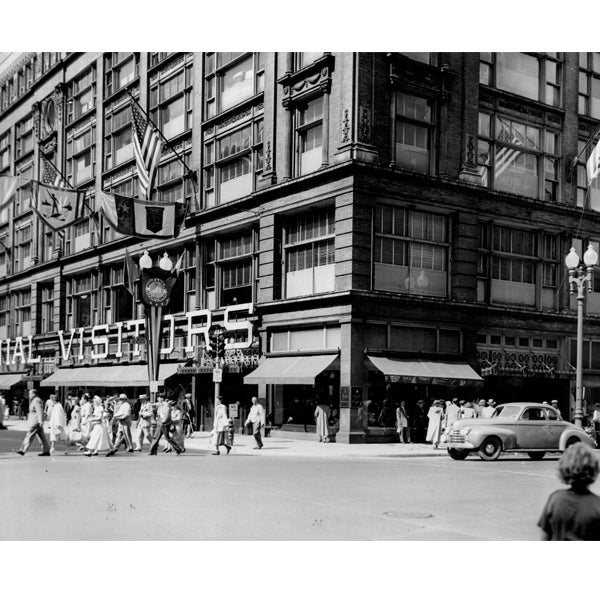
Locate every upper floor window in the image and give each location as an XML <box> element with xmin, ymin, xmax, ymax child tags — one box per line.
<box><xmin>149</xmin><ymin>52</ymin><xmax>176</xmax><ymax>68</ymax></box>
<box><xmin>295</xmin><ymin>52</ymin><xmax>323</xmax><ymax>69</ymax></box>
<box><xmin>104</xmin><ymin>53</ymin><xmax>139</xmax><ymax>98</ymax></box>
<box><xmin>67</xmin><ymin>67</ymin><xmax>96</xmax><ymax>124</ymax></box>
<box><xmin>0</xmin><ymin>131</ymin><xmax>9</xmax><ymax>172</ymax></box>
<box><xmin>478</xmin><ymin>113</ymin><xmax>560</xmax><ymax>201</ymax></box>
<box><xmin>167</xmin><ymin>246</ymin><xmax>197</xmax><ymax>313</ymax></box>
<box><xmin>295</xmin><ymin>97</ymin><xmax>323</xmax><ymax>176</ymax></box>
<box><xmin>156</xmin><ymin>152</ymin><xmax>193</xmax><ymax>204</ymax></box>
<box><xmin>578</xmin><ymin>53</ymin><xmax>600</xmax><ymax>118</ymax></box>
<box><xmin>14</xmin><ymin>222</ymin><xmax>32</xmax><ymax>272</ymax></box>
<box><xmin>577</xmin><ymin>138</ymin><xmax>600</xmax><ymax>211</ymax></box>
<box><xmin>0</xmin><ymin>295</ymin><xmax>8</xmax><ymax>338</ymax></box>
<box><xmin>217</xmin><ymin>230</ymin><xmax>254</xmax><ymax>307</ymax></box>
<box><xmin>480</xmin><ymin>52</ymin><xmax>561</xmax><ymax>107</ymax></box>
<box><xmin>39</xmin><ymin>284</ymin><xmax>55</xmax><ymax>334</ymax></box>
<box><xmin>66</xmin><ymin>272</ymin><xmax>98</xmax><ymax>329</ymax></box>
<box><xmin>373</xmin><ymin>204</ymin><xmax>448</xmax><ymax>298</ymax></box>
<box><xmin>284</xmin><ymin>207</ymin><xmax>335</xmax><ymax>298</ymax></box>
<box><xmin>204</xmin><ymin>53</ymin><xmax>264</xmax><ymax>117</ymax></box>
<box><xmin>102</xmin><ymin>265</ymin><xmax>133</xmax><ymax>324</ymax></box>
<box><xmin>66</xmin><ymin>125</ymin><xmax>95</xmax><ymax>186</ymax></box>
<box><xmin>203</xmin><ymin>118</ymin><xmax>263</xmax><ymax>207</ymax></box>
<box><xmin>13</xmin><ymin>287</ymin><xmax>31</xmax><ymax>337</ymax></box>
<box><xmin>0</xmin><ymin>230</ymin><xmax>8</xmax><ymax>277</ymax></box>
<box><xmin>104</xmin><ymin>102</ymin><xmax>133</xmax><ymax>170</ymax></box>
<box><xmin>14</xmin><ymin>163</ymin><xmax>33</xmax><ymax>215</ymax></box>
<box><xmin>393</xmin><ymin>92</ymin><xmax>435</xmax><ymax>174</ymax></box>
<box><xmin>400</xmin><ymin>52</ymin><xmax>437</xmax><ymax>66</ymax></box>
<box><xmin>149</xmin><ymin>57</ymin><xmax>193</xmax><ymax>139</ymax></box>
<box><xmin>15</xmin><ymin>114</ymin><xmax>34</xmax><ymax>160</ymax></box>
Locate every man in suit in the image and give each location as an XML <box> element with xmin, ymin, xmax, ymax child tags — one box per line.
<box><xmin>245</xmin><ymin>396</ymin><xmax>264</xmax><ymax>449</ymax></box>
<box><xmin>106</xmin><ymin>393</ymin><xmax>134</xmax><ymax>456</ymax></box>
<box><xmin>135</xmin><ymin>394</ymin><xmax>155</xmax><ymax>452</ymax></box>
<box><xmin>149</xmin><ymin>396</ymin><xmax>183</xmax><ymax>455</ymax></box>
<box><xmin>16</xmin><ymin>389</ymin><xmax>50</xmax><ymax>456</ymax></box>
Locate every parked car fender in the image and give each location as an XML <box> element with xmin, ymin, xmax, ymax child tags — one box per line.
<box><xmin>558</xmin><ymin>428</ymin><xmax>594</xmax><ymax>451</ymax></box>
<box><xmin>454</xmin><ymin>424</ymin><xmax>517</xmax><ymax>450</ymax></box>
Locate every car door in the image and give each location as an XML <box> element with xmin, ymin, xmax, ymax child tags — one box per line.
<box><xmin>515</xmin><ymin>407</ymin><xmax>552</xmax><ymax>449</ymax></box>
<box><xmin>544</xmin><ymin>407</ymin><xmax>565</xmax><ymax>448</ymax></box>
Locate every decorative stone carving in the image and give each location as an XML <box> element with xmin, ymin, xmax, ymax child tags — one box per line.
<box><xmin>31</xmin><ymin>101</ymin><xmax>41</xmax><ymax>143</ymax></box>
<box><xmin>53</xmin><ymin>82</ymin><xmax>66</xmax><ymax>123</ymax></box>
<box><xmin>278</xmin><ymin>53</ymin><xmax>335</xmax><ymax>109</ymax></box>
<box><xmin>341</xmin><ymin>108</ymin><xmax>350</xmax><ymax>144</ymax></box>
<box><xmin>359</xmin><ymin>107</ymin><xmax>371</xmax><ymax>143</ymax></box>
<box><xmin>465</xmin><ymin>135</ymin><xmax>476</xmax><ymax>168</ymax></box>
<box><xmin>265</xmin><ymin>141</ymin><xmax>272</xmax><ymax>171</ymax></box>
<box><xmin>216</xmin><ymin>108</ymin><xmax>252</xmax><ymax>131</ymax></box>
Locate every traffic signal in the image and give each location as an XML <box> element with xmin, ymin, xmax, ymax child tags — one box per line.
<box><xmin>207</xmin><ymin>330</ymin><xmax>217</xmax><ymax>360</ymax></box>
<box><xmin>216</xmin><ymin>332</ymin><xmax>225</xmax><ymax>359</ymax></box>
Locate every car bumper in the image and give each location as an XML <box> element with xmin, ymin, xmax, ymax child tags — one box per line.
<box><xmin>447</xmin><ymin>441</ymin><xmax>477</xmax><ymax>450</ymax></box>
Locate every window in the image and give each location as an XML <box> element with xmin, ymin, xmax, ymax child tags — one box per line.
<box><xmin>102</xmin><ymin>265</ymin><xmax>132</xmax><ymax>324</ymax></box>
<box><xmin>67</xmin><ymin>67</ymin><xmax>96</xmax><ymax>124</ymax></box>
<box><xmin>393</xmin><ymin>92</ymin><xmax>435</xmax><ymax>173</ymax></box>
<box><xmin>373</xmin><ymin>205</ymin><xmax>448</xmax><ymax>297</ymax></box>
<box><xmin>577</xmin><ymin>138</ymin><xmax>600</xmax><ymax>211</ymax></box>
<box><xmin>285</xmin><ymin>207</ymin><xmax>335</xmax><ymax>298</ymax></box>
<box><xmin>203</xmin><ymin>240</ymin><xmax>216</xmax><ymax>310</ymax></box>
<box><xmin>104</xmin><ymin>103</ymin><xmax>133</xmax><ymax>170</ymax></box>
<box><xmin>578</xmin><ymin>53</ymin><xmax>600</xmax><ymax>118</ymax></box>
<box><xmin>13</xmin><ymin>288</ymin><xmax>31</xmax><ymax>337</ymax></box>
<box><xmin>13</xmin><ymin>222</ymin><xmax>32</xmax><ymax>272</ymax></box>
<box><xmin>295</xmin><ymin>52</ymin><xmax>323</xmax><ymax>69</ymax></box>
<box><xmin>156</xmin><ymin>152</ymin><xmax>193</xmax><ymax>204</ymax></box>
<box><xmin>0</xmin><ymin>131</ymin><xmax>10</xmax><ymax>172</ymax></box>
<box><xmin>104</xmin><ymin>53</ymin><xmax>139</xmax><ymax>98</ymax></box>
<box><xmin>149</xmin><ymin>57</ymin><xmax>193</xmax><ymax>140</ymax></box>
<box><xmin>478</xmin><ymin>113</ymin><xmax>559</xmax><ymax>201</ymax></box>
<box><xmin>400</xmin><ymin>52</ymin><xmax>436</xmax><ymax>66</ymax></box>
<box><xmin>203</xmin><ymin>118</ymin><xmax>263</xmax><ymax>207</ymax></box>
<box><xmin>149</xmin><ymin>52</ymin><xmax>175</xmax><ymax>68</ymax></box>
<box><xmin>217</xmin><ymin>231</ymin><xmax>254</xmax><ymax>307</ymax></box>
<box><xmin>14</xmin><ymin>163</ymin><xmax>33</xmax><ymax>215</ymax></box>
<box><xmin>295</xmin><ymin>97</ymin><xmax>323</xmax><ymax>175</ymax></box>
<box><xmin>15</xmin><ymin>114</ymin><xmax>34</xmax><ymax>160</ymax></box>
<box><xmin>65</xmin><ymin>273</ymin><xmax>97</xmax><ymax>329</ymax></box>
<box><xmin>40</xmin><ymin>284</ymin><xmax>55</xmax><ymax>333</ymax></box>
<box><xmin>66</xmin><ymin>125</ymin><xmax>95</xmax><ymax>186</ymax></box>
<box><xmin>204</xmin><ymin>53</ymin><xmax>264</xmax><ymax>117</ymax></box>
<box><xmin>0</xmin><ymin>295</ymin><xmax>8</xmax><ymax>338</ymax></box>
<box><xmin>482</xmin><ymin>53</ymin><xmax>561</xmax><ymax>107</ymax></box>
<box><xmin>0</xmin><ymin>231</ymin><xmax>8</xmax><ymax>277</ymax></box>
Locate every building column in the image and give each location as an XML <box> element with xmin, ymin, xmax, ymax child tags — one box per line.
<box><xmin>320</xmin><ymin>81</ymin><xmax>330</xmax><ymax>168</ymax></box>
<box><xmin>336</xmin><ymin>320</ymin><xmax>367</xmax><ymax>444</ymax></box>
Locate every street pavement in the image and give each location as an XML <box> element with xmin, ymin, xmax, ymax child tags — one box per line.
<box><xmin>1</xmin><ymin>417</ymin><xmax>593</xmax><ymax>541</ymax></box>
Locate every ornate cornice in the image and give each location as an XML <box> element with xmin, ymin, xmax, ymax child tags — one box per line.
<box><xmin>278</xmin><ymin>53</ymin><xmax>335</xmax><ymax>109</ymax></box>
<box><xmin>0</xmin><ymin>52</ymin><xmax>35</xmax><ymax>88</ymax></box>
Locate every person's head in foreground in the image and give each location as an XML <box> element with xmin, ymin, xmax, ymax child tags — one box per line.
<box><xmin>558</xmin><ymin>443</ymin><xmax>599</xmax><ymax>493</ymax></box>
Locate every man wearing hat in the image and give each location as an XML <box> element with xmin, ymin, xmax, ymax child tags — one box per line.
<box><xmin>245</xmin><ymin>396</ymin><xmax>265</xmax><ymax>449</ymax></box>
<box><xmin>135</xmin><ymin>394</ymin><xmax>155</xmax><ymax>452</ymax></box>
<box><xmin>181</xmin><ymin>392</ymin><xmax>194</xmax><ymax>438</ymax></box>
<box><xmin>550</xmin><ymin>399</ymin><xmax>562</xmax><ymax>419</ymax></box>
<box><xmin>149</xmin><ymin>395</ymin><xmax>183</xmax><ymax>455</ymax></box>
<box><xmin>106</xmin><ymin>393</ymin><xmax>134</xmax><ymax>456</ymax></box>
<box><xmin>15</xmin><ymin>389</ymin><xmax>51</xmax><ymax>456</ymax></box>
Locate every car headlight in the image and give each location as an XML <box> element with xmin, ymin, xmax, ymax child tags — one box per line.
<box><xmin>461</xmin><ymin>428</ymin><xmax>471</xmax><ymax>435</ymax></box>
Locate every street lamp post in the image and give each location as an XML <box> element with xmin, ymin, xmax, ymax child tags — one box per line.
<box><xmin>566</xmin><ymin>244</ymin><xmax>599</xmax><ymax>428</ymax></box>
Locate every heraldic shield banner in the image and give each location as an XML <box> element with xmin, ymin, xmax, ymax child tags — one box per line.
<box><xmin>97</xmin><ymin>191</ymin><xmax>186</xmax><ymax>238</ymax></box>
<box><xmin>33</xmin><ymin>181</ymin><xmax>85</xmax><ymax>231</ymax></box>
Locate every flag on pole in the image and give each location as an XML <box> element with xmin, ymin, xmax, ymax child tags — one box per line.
<box><xmin>130</xmin><ymin>99</ymin><xmax>162</xmax><ymax>201</ymax></box>
<box><xmin>40</xmin><ymin>155</ymin><xmax>67</xmax><ymax>188</ymax></box>
<box><xmin>0</xmin><ymin>176</ymin><xmax>29</xmax><ymax>210</ymax></box>
<box><xmin>587</xmin><ymin>138</ymin><xmax>600</xmax><ymax>185</ymax></box>
<box><xmin>97</xmin><ymin>190</ymin><xmax>186</xmax><ymax>238</ymax></box>
<box><xmin>124</xmin><ymin>248</ymin><xmax>138</xmax><ymax>297</ymax></box>
<box><xmin>494</xmin><ymin>122</ymin><xmax>525</xmax><ymax>179</ymax></box>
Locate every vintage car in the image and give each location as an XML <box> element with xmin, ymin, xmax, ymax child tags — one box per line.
<box><xmin>446</xmin><ymin>402</ymin><xmax>596</xmax><ymax>461</ymax></box>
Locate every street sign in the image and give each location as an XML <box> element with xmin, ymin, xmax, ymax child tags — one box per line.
<box><xmin>213</xmin><ymin>367</ymin><xmax>222</xmax><ymax>383</ymax></box>
<box><xmin>229</xmin><ymin>403</ymin><xmax>238</xmax><ymax>418</ymax></box>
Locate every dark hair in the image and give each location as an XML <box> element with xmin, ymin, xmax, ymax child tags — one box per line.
<box><xmin>558</xmin><ymin>443</ymin><xmax>599</xmax><ymax>491</ymax></box>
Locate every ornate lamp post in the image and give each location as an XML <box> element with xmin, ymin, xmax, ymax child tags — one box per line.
<box><xmin>566</xmin><ymin>244</ymin><xmax>599</xmax><ymax>428</ymax></box>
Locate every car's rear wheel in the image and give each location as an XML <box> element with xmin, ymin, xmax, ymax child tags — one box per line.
<box><xmin>527</xmin><ymin>451</ymin><xmax>545</xmax><ymax>460</ymax></box>
<box><xmin>565</xmin><ymin>436</ymin><xmax>581</xmax><ymax>449</ymax></box>
<box><xmin>448</xmin><ymin>448</ymin><xmax>469</xmax><ymax>460</ymax></box>
<box><xmin>478</xmin><ymin>436</ymin><xmax>502</xmax><ymax>461</ymax></box>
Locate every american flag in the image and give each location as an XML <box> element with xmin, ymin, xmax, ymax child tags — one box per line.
<box><xmin>41</xmin><ymin>155</ymin><xmax>68</xmax><ymax>188</ymax></box>
<box><xmin>130</xmin><ymin>99</ymin><xmax>162</xmax><ymax>201</ymax></box>
<box><xmin>480</xmin><ymin>119</ymin><xmax>526</xmax><ymax>186</ymax></box>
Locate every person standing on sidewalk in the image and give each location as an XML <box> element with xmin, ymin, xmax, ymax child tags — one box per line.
<box><xmin>245</xmin><ymin>396</ymin><xmax>264</xmax><ymax>449</ymax></box>
<box><xmin>48</xmin><ymin>394</ymin><xmax>70</xmax><ymax>454</ymax></box>
<box><xmin>15</xmin><ymin>389</ymin><xmax>50</xmax><ymax>456</ymax></box>
<box><xmin>211</xmin><ymin>396</ymin><xmax>232</xmax><ymax>455</ymax></box>
<box><xmin>135</xmin><ymin>394</ymin><xmax>155</xmax><ymax>452</ymax></box>
<box><xmin>0</xmin><ymin>392</ymin><xmax>6</xmax><ymax>429</ymax></box>
<box><xmin>149</xmin><ymin>398</ymin><xmax>183</xmax><ymax>455</ymax></box>
<box><xmin>106</xmin><ymin>393</ymin><xmax>134</xmax><ymax>456</ymax></box>
<box><xmin>314</xmin><ymin>402</ymin><xmax>330</xmax><ymax>443</ymax></box>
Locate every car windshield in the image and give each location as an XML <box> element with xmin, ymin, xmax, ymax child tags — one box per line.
<box><xmin>492</xmin><ymin>405</ymin><xmax>520</xmax><ymax>420</ymax></box>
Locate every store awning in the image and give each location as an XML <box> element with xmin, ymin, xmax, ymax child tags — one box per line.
<box><xmin>244</xmin><ymin>354</ymin><xmax>339</xmax><ymax>386</ymax></box>
<box><xmin>367</xmin><ymin>355</ymin><xmax>484</xmax><ymax>386</ymax></box>
<box><xmin>0</xmin><ymin>372</ymin><xmax>25</xmax><ymax>389</ymax></box>
<box><xmin>41</xmin><ymin>362</ymin><xmax>184</xmax><ymax>388</ymax></box>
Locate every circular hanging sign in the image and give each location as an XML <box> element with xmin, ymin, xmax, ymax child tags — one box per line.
<box><xmin>144</xmin><ymin>277</ymin><xmax>168</xmax><ymax>304</ymax></box>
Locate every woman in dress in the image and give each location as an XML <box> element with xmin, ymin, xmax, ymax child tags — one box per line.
<box><xmin>396</xmin><ymin>400</ymin><xmax>410</xmax><ymax>443</ymax></box>
<box><xmin>79</xmin><ymin>393</ymin><xmax>93</xmax><ymax>444</ymax></box>
<box><xmin>49</xmin><ymin>395</ymin><xmax>70</xmax><ymax>454</ymax></box>
<box><xmin>211</xmin><ymin>396</ymin><xmax>231</xmax><ymax>455</ymax></box>
<box><xmin>84</xmin><ymin>396</ymin><xmax>113</xmax><ymax>456</ymax></box>
<box><xmin>458</xmin><ymin>400</ymin><xmax>478</xmax><ymax>420</ymax></box>
<box><xmin>426</xmin><ymin>400</ymin><xmax>444</xmax><ymax>449</ymax></box>
<box><xmin>314</xmin><ymin>403</ymin><xmax>331</xmax><ymax>443</ymax></box>
<box><xmin>167</xmin><ymin>401</ymin><xmax>185</xmax><ymax>453</ymax></box>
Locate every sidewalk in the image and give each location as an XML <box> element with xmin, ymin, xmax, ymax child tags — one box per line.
<box><xmin>2</xmin><ymin>417</ymin><xmax>447</xmax><ymax>459</ymax></box>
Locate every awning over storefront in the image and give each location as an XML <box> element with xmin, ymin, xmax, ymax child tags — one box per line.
<box><xmin>0</xmin><ymin>372</ymin><xmax>26</xmax><ymax>389</ymax></box>
<box><xmin>367</xmin><ymin>355</ymin><xmax>484</xmax><ymax>386</ymax></box>
<box><xmin>41</xmin><ymin>362</ymin><xmax>184</xmax><ymax>388</ymax></box>
<box><xmin>244</xmin><ymin>354</ymin><xmax>339</xmax><ymax>386</ymax></box>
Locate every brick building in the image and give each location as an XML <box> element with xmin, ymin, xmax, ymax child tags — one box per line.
<box><xmin>0</xmin><ymin>52</ymin><xmax>599</xmax><ymax>442</ymax></box>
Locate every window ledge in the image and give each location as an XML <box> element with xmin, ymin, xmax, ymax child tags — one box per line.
<box><xmin>202</xmin><ymin>92</ymin><xmax>264</xmax><ymax>131</ymax></box>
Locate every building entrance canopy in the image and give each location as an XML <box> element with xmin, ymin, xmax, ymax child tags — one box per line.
<box><xmin>40</xmin><ymin>362</ymin><xmax>184</xmax><ymax>388</ymax></box>
<box><xmin>367</xmin><ymin>355</ymin><xmax>483</xmax><ymax>386</ymax></box>
<box><xmin>244</xmin><ymin>354</ymin><xmax>339</xmax><ymax>386</ymax></box>
<box><xmin>0</xmin><ymin>372</ymin><xmax>26</xmax><ymax>389</ymax></box>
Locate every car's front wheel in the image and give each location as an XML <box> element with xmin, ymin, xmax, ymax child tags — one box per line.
<box><xmin>565</xmin><ymin>436</ymin><xmax>581</xmax><ymax>449</ymax></box>
<box><xmin>448</xmin><ymin>448</ymin><xmax>469</xmax><ymax>460</ymax></box>
<box><xmin>478</xmin><ymin>436</ymin><xmax>502</xmax><ymax>461</ymax></box>
<box><xmin>527</xmin><ymin>451</ymin><xmax>545</xmax><ymax>460</ymax></box>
